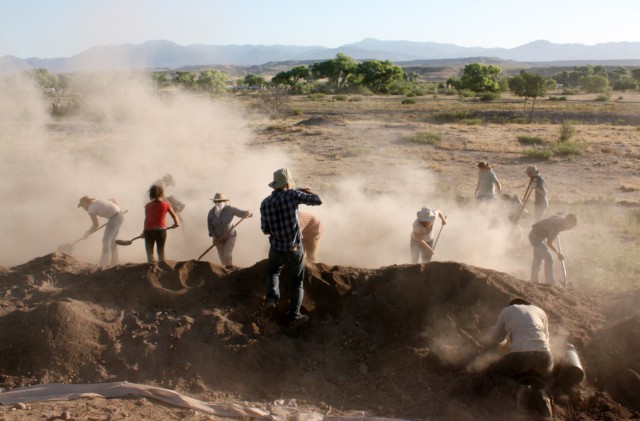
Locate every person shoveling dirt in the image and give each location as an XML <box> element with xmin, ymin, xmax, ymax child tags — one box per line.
<box><xmin>77</xmin><ymin>196</ymin><xmax>126</xmax><ymax>266</ymax></box>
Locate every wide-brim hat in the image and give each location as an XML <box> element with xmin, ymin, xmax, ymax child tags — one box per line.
<box><xmin>269</xmin><ymin>168</ymin><xmax>293</xmax><ymax>189</ymax></box>
<box><xmin>525</xmin><ymin>166</ymin><xmax>539</xmax><ymax>175</ymax></box>
<box><xmin>211</xmin><ymin>193</ymin><xmax>229</xmax><ymax>202</ymax></box>
<box><xmin>77</xmin><ymin>195</ymin><xmax>94</xmax><ymax>208</ymax></box>
<box><xmin>417</xmin><ymin>207</ymin><xmax>436</xmax><ymax>222</ymax></box>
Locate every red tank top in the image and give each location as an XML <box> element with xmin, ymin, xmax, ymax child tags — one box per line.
<box><xmin>145</xmin><ymin>200</ymin><xmax>171</xmax><ymax>229</ymax></box>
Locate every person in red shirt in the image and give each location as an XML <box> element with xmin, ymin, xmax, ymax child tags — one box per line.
<box><xmin>144</xmin><ymin>184</ymin><xmax>180</xmax><ymax>264</ymax></box>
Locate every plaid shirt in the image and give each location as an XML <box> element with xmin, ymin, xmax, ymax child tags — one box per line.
<box><xmin>260</xmin><ymin>189</ymin><xmax>322</xmax><ymax>251</ymax></box>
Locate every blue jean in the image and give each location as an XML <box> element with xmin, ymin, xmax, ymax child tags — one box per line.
<box><xmin>529</xmin><ymin>231</ymin><xmax>554</xmax><ymax>284</ymax></box>
<box><xmin>266</xmin><ymin>245</ymin><xmax>305</xmax><ymax>321</ymax></box>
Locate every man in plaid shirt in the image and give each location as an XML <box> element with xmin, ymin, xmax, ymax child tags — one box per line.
<box><xmin>260</xmin><ymin>168</ymin><xmax>322</xmax><ymax>328</ymax></box>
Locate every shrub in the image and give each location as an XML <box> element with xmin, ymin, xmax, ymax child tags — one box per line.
<box><xmin>553</xmin><ymin>140</ymin><xmax>585</xmax><ymax>156</ymax></box>
<box><xmin>524</xmin><ymin>148</ymin><xmax>553</xmax><ymax>160</ymax></box>
<box><xmin>458</xmin><ymin>89</ymin><xmax>475</xmax><ymax>98</ymax></box>
<box><xmin>517</xmin><ymin>135</ymin><xmax>546</xmax><ymax>145</ymax></box>
<box><xmin>349</xmin><ymin>96</ymin><xmax>363</xmax><ymax>102</ymax></box>
<box><xmin>461</xmin><ymin>118</ymin><xmax>482</xmax><ymax>125</ymax></box>
<box><xmin>333</xmin><ymin>94</ymin><xmax>348</xmax><ymax>101</ymax></box>
<box><xmin>433</xmin><ymin>110</ymin><xmax>473</xmax><ymax>123</ymax></box>
<box><xmin>406</xmin><ymin>132</ymin><xmax>442</xmax><ymax>145</ymax></box>
<box><xmin>562</xmin><ymin>88</ymin><xmax>578</xmax><ymax>95</ymax></box>
<box><xmin>559</xmin><ymin>121</ymin><xmax>576</xmax><ymax>142</ymax></box>
<box><xmin>548</xmin><ymin>96</ymin><xmax>567</xmax><ymax>101</ymax></box>
<box><xmin>307</xmin><ymin>93</ymin><xmax>326</xmax><ymax>100</ymax></box>
<box><xmin>595</xmin><ymin>93</ymin><xmax>610</xmax><ymax>102</ymax></box>
<box><xmin>402</xmin><ymin>98</ymin><xmax>417</xmax><ymax>105</ymax></box>
<box><xmin>289</xmin><ymin>108</ymin><xmax>303</xmax><ymax>116</ymax></box>
<box><xmin>478</xmin><ymin>92</ymin><xmax>500</xmax><ymax>102</ymax></box>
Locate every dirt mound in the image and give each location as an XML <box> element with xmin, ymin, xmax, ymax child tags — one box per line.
<box><xmin>0</xmin><ymin>253</ymin><xmax>639</xmax><ymax>420</ymax></box>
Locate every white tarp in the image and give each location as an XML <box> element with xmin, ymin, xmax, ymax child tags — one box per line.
<box><xmin>0</xmin><ymin>381</ymin><xmax>409</xmax><ymax>420</ymax></box>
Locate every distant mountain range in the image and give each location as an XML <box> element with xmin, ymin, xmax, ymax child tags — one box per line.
<box><xmin>2</xmin><ymin>38</ymin><xmax>640</xmax><ymax>75</ymax></box>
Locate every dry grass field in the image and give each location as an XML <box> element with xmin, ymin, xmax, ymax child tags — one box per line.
<box><xmin>1</xmin><ymin>83</ymin><xmax>640</xmax><ymax>420</ymax></box>
<box><xmin>241</xmin><ymin>91</ymin><xmax>640</xmax><ymax>287</ymax></box>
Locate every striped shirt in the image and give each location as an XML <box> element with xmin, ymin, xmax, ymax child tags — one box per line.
<box><xmin>260</xmin><ymin>189</ymin><xmax>322</xmax><ymax>251</ymax></box>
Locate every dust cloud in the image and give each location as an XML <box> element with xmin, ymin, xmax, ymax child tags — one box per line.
<box><xmin>1</xmin><ymin>71</ymin><xmax>560</xmax><ymax>282</ymax></box>
<box><xmin>0</xmin><ymin>72</ymin><xmax>285</xmax><ymax>266</ymax></box>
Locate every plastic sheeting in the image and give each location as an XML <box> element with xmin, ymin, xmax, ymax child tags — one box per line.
<box><xmin>0</xmin><ymin>381</ymin><xmax>409</xmax><ymax>420</ymax></box>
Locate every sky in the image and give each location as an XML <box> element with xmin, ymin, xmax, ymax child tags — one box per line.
<box><xmin>1</xmin><ymin>0</ymin><xmax>640</xmax><ymax>59</ymax></box>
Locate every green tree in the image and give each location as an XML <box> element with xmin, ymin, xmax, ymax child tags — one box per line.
<box><xmin>243</xmin><ymin>74</ymin><xmax>266</xmax><ymax>87</ymax></box>
<box><xmin>509</xmin><ymin>70</ymin><xmax>548</xmax><ymax>123</ymax></box>
<box><xmin>151</xmin><ymin>72</ymin><xmax>171</xmax><ymax>91</ymax></box>
<box><xmin>272</xmin><ymin>66</ymin><xmax>310</xmax><ymax>86</ymax></box>
<box><xmin>579</xmin><ymin>75</ymin><xmax>609</xmax><ymax>93</ymax></box>
<box><xmin>355</xmin><ymin>60</ymin><xmax>404</xmax><ymax>93</ymax></box>
<box><xmin>310</xmin><ymin>53</ymin><xmax>358</xmax><ymax>91</ymax></box>
<box><xmin>608</xmin><ymin>67</ymin><xmax>637</xmax><ymax>91</ymax></box>
<box><xmin>174</xmin><ymin>71</ymin><xmax>197</xmax><ymax>90</ymax></box>
<box><xmin>458</xmin><ymin>63</ymin><xmax>502</xmax><ymax>92</ymax></box>
<box><xmin>197</xmin><ymin>69</ymin><xmax>227</xmax><ymax>94</ymax></box>
<box><xmin>33</xmin><ymin>68</ymin><xmax>59</xmax><ymax>90</ymax></box>
<box><xmin>632</xmin><ymin>68</ymin><xmax>640</xmax><ymax>84</ymax></box>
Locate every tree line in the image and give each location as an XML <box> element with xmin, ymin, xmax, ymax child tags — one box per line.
<box><xmin>21</xmin><ymin>55</ymin><xmax>640</xmax><ymax>121</ymax></box>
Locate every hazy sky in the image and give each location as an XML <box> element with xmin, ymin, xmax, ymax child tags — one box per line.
<box><xmin>1</xmin><ymin>0</ymin><xmax>639</xmax><ymax>58</ymax></box>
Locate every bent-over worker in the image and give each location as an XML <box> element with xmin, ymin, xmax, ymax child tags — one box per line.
<box><xmin>78</xmin><ymin>195</ymin><xmax>125</xmax><ymax>266</ymax></box>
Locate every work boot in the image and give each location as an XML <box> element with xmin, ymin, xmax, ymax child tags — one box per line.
<box><xmin>531</xmin><ymin>389</ymin><xmax>553</xmax><ymax>420</ymax></box>
<box><xmin>288</xmin><ymin>314</ymin><xmax>309</xmax><ymax>329</ymax></box>
<box><xmin>515</xmin><ymin>384</ymin><xmax>533</xmax><ymax>415</ymax></box>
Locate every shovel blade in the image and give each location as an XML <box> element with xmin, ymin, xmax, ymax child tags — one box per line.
<box><xmin>115</xmin><ymin>239</ymin><xmax>133</xmax><ymax>246</ymax></box>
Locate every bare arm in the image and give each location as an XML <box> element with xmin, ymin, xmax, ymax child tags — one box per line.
<box><xmin>412</xmin><ymin>230</ymin><xmax>434</xmax><ymax>255</ymax></box>
<box><xmin>168</xmin><ymin>206</ymin><xmax>180</xmax><ymax>228</ymax></box>
<box><xmin>83</xmin><ymin>213</ymin><xmax>100</xmax><ymax>238</ymax></box>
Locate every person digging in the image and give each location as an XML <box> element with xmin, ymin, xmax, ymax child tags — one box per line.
<box><xmin>483</xmin><ymin>298</ymin><xmax>555</xmax><ymax>420</ymax></box>
<box><xmin>529</xmin><ymin>213</ymin><xmax>577</xmax><ymax>286</ymax></box>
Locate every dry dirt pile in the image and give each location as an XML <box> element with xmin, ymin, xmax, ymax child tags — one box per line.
<box><xmin>0</xmin><ymin>253</ymin><xmax>639</xmax><ymax>420</ymax></box>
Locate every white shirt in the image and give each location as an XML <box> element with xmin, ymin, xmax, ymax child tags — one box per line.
<box><xmin>87</xmin><ymin>199</ymin><xmax>121</xmax><ymax>219</ymax></box>
<box><xmin>491</xmin><ymin>304</ymin><xmax>551</xmax><ymax>353</ymax></box>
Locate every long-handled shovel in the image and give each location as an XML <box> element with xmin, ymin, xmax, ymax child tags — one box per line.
<box><xmin>116</xmin><ymin>225</ymin><xmax>177</xmax><ymax>246</ymax></box>
<box><xmin>556</xmin><ymin>235</ymin><xmax>570</xmax><ymax>288</ymax></box>
<box><xmin>58</xmin><ymin>223</ymin><xmax>108</xmax><ymax>254</ymax></box>
<box><xmin>58</xmin><ymin>210</ymin><xmax>128</xmax><ymax>254</ymax></box>
<box><xmin>512</xmin><ymin>178</ymin><xmax>533</xmax><ymax>224</ymax></box>
<box><xmin>197</xmin><ymin>217</ymin><xmax>247</xmax><ymax>261</ymax></box>
<box><xmin>432</xmin><ymin>216</ymin><xmax>447</xmax><ymax>251</ymax></box>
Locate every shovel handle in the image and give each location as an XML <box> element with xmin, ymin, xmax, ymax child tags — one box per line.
<box><xmin>197</xmin><ymin>217</ymin><xmax>246</xmax><ymax>261</ymax></box>
<box><xmin>512</xmin><ymin>179</ymin><xmax>533</xmax><ymax>224</ymax></box>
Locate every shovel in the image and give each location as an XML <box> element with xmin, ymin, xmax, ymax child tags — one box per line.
<box><xmin>432</xmin><ymin>216</ymin><xmax>447</xmax><ymax>251</ymax></box>
<box><xmin>556</xmin><ymin>235</ymin><xmax>570</xmax><ymax>288</ymax></box>
<box><xmin>116</xmin><ymin>225</ymin><xmax>177</xmax><ymax>246</ymax></box>
<box><xmin>58</xmin><ymin>223</ymin><xmax>107</xmax><ymax>254</ymax></box>
<box><xmin>512</xmin><ymin>178</ymin><xmax>533</xmax><ymax>224</ymax></box>
<box><xmin>197</xmin><ymin>217</ymin><xmax>247</xmax><ymax>261</ymax></box>
<box><xmin>58</xmin><ymin>210</ymin><xmax>128</xmax><ymax>254</ymax></box>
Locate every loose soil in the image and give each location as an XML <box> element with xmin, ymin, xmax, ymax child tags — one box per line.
<box><xmin>1</xmin><ymin>93</ymin><xmax>640</xmax><ymax>420</ymax></box>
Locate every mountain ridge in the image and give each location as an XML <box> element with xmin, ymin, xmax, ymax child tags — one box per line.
<box><xmin>2</xmin><ymin>38</ymin><xmax>640</xmax><ymax>75</ymax></box>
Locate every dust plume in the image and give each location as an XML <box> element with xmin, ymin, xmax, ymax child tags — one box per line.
<box><xmin>0</xmin><ymin>72</ymin><xmax>285</xmax><ymax>266</ymax></box>
<box><xmin>2</xmin><ymin>70</ymin><xmax>553</xmax><ymax>282</ymax></box>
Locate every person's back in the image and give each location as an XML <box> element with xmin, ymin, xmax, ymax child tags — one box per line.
<box><xmin>531</xmin><ymin>215</ymin><xmax>565</xmax><ymax>240</ymax></box>
<box><xmin>495</xmin><ymin>304</ymin><xmax>550</xmax><ymax>353</ymax></box>
<box><xmin>261</xmin><ymin>189</ymin><xmax>309</xmax><ymax>250</ymax></box>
